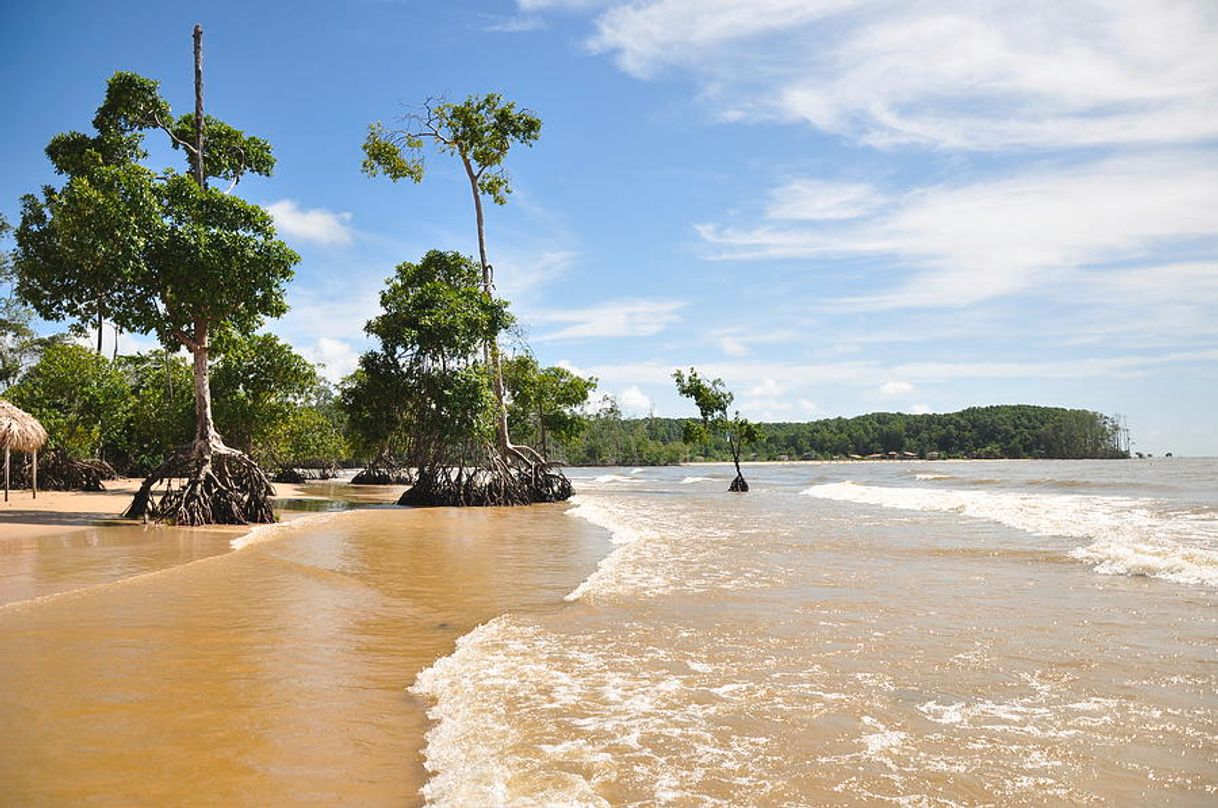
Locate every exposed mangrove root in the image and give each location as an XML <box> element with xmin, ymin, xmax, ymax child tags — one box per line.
<box><xmin>351</xmin><ymin>454</ymin><xmax>413</xmax><ymax>485</ymax></box>
<box><xmin>399</xmin><ymin>454</ymin><xmax>572</xmax><ymax>507</ymax></box>
<box><xmin>728</xmin><ymin>473</ymin><xmax>750</xmax><ymax>493</ymax></box>
<box><xmin>272</xmin><ymin>467</ymin><xmax>306</xmax><ymax>484</ymax></box>
<box><xmin>9</xmin><ymin>448</ymin><xmax>116</xmax><ymax>492</ymax></box>
<box><xmin>123</xmin><ymin>439</ymin><xmax>275</xmax><ymax>526</ymax></box>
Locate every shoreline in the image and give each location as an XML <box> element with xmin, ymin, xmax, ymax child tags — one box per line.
<box><xmin>0</xmin><ymin>483</ymin><xmax>612</xmax><ymax>805</ymax></box>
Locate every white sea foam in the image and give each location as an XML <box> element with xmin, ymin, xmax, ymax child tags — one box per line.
<box><xmin>564</xmin><ymin>494</ymin><xmax>784</xmax><ymax>603</ymax></box>
<box><xmin>411</xmin><ymin>615</ymin><xmax>790</xmax><ymax>807</ymax></box>
<box><xmin>802</xmin><ymin>482</ymin><xmax>1218</xmax><ymax>586</ymax></box>
<box><xmin>913</xmin><ymin>473</ymin><xmax>954</xmax><ymax>481</ymax></box>
<box><xmin>589</xmin><ymin>474</ymin><xmax>640</xmax><ymax>485</ymax></box>
<box><xmin>679</xmin><ymin>476</ymin><xmax>716</xmax><ymax>484</ymax></box>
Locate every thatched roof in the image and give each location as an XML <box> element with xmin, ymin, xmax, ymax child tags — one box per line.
<box><xmin>0</xmin><ymin>400</ymin><xmax>48</xmax><ymax>453</ymax></box>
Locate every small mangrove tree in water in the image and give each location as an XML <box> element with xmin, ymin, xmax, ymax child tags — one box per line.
<box><xmin>674</xmin><ymin>368</ymin><xmax>762</xmax><ymax>492</ymax></box>
<box><xmin>362</xmin><ymin>93</ymin><xmax>575</xmax><ymax>505</ymax></box>
<box><xmin>14</xmin><ymin>28</ymin><xmax>298</xmax><ymax>524</ymax></box>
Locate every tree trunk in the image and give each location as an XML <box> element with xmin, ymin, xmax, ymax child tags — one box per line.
<box><xmin>96</xmin><ymin>297</ymin><xmax>103</xmax><ymax>355</ymax></box>
<box><xmin>192</xmin><ymin>319</ymin><xmax>217</xmax><ymax>443</ymax></box>
<box><xmin>462</xmin><ymin>155</ymin><xmax>511</xmax><ymax>453</ymax></box>
<box><xmin>728</xmin><ymin>434</ymin><xmax>749</xmax><ymax>492</ymax></box>
<box><xmin>192</xmin><ymin>25</ymin><xmax>206</xmax><ymax>189</ymax></box>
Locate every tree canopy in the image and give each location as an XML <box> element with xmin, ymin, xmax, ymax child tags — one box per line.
<box><xmin>14</xmin><ymin>30</ymin><xmax>300</xmax><ymax>524</ymax></box>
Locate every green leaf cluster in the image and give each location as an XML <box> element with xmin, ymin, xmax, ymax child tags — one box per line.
<box><xmin>362</xmin><ymin>93</ymin><xmax>541</xmax><ymax>205</ymax></box>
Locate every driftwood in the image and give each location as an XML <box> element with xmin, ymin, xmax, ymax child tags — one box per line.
<box><xmin>9</xmin><ymin>448</ymin><xmax>116</xmax><ymax>492</ymax></box>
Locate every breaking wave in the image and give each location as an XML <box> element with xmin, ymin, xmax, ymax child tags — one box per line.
<box><xmin>802</xmin><ymin>482</ymin><xmax>1218</xmax><ymax>586</ymax></box>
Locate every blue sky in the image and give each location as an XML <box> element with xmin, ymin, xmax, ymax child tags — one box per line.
<box><xmin>2</xmin><ymin>0</ymin><xmax>1216</xmax><ymax>454</ymax></box>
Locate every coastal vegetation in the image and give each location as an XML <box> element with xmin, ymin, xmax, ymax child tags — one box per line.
<box><xmin>360</xmin><ymin>93</ymin><xmax>575</xmax><ymax>505</ymax></box>
<box><xmin>0</xmin><ymin>29</ymin><xmax>1131</xmax><ymax>513</ymax></box>
<box><xmin>673</xmin><ymin>368</ymin><xmax>762</xmax><ymax>491</ymax></box>
<box><xmin>12</xmin><ymin>29</ymin><xmax>298</xmax><ymax>523</ymax></box>
<box><xmin>557</xmin><ymin>404</ymin><xmax>1130</xmax><ymax>466</ymax></box>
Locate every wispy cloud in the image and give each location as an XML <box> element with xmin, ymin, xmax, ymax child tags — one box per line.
<box><xmin>699</xmin><ymin>152</ymin><xmax>1218</xmax><ymax>310</ymax></box>
<box><xmin>266</xmin><ymin>200</ymin><xmax>354</xmax><ymax>246</ymax></box>
<box><xmin>572</xmin><ymin>0</ymin><xmax>1218</xmax><ymax>150</ymax></box>
<box><xmin>531</xmin><ymin>298</ymin><xmax>685</xmax><ymax>340</ymax></box>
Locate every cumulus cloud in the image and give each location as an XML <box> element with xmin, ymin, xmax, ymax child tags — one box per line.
<box><xmin>879</xmin><ymin>380</ymin><xmax>915</xmax><ymax>397</ymax></box>
<box><xmin>619</xmin><ymin>385</ymin><xmax>653</xmax><ymax>415</ymax></box>
<box><xmin>266</xmin><ymin>200</ymin><xmax>354</xmax><ymax>246</ymax></box>
<box><xmin>300</xmin><ymin>337</ymin><xmax>360</xmax><ymax>381</ymax></box>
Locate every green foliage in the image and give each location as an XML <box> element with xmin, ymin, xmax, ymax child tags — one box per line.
<box><xmin>0</xmin><ymin>214</ymin><xmax>45</xmax><ymax>389</ymax></box>
<box><xmin>362</xmin><ymin>93</ymin><xmax>541</xmax><ymax>205</ymax></box>
<box><xmin>557</xmin><ymin>405</ymin><xmax>1129</xmax><ymax>465</ymax></box>
<box><xmin>349</xmin><ymin>250</ymin><xmax>509</xmax><ymax>466</ymax></box>
<box><xmin>672</xmin><ymin>368</ymin><xmax>761</xmax><ymax>468</ymax></box>
<box><xmin>13</xmin><ymin>70</ymin><xmax>298</xmax><ymax>448</ymax></box>
<box><xmin>6</xmin><ymin>343</ymin><xmax>133</xmax><ymax>460</ymax></box>
<box><xmin>503</xmin><ymin>354</ymin><xmax>597</xmax><ymax>459</ymax></box>
<box><xmin>211</xmin><ymin>333</ymin><xmax>319</xmax><ymax>454</ymax></box>
<box><xmin>114</xmin><ymin>350</ymin><xmax>195</xmax><ymax>474</ymax></box>
<box><xmin>257</xmin><ymin>407</ymin><xmax>348</xmax><ymax>470</ymax></box>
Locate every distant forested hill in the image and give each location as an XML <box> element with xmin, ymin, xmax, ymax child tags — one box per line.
<box><xmin>558</xmin><ymin>405</ymin><xmax>1129</xmax><ymax>466</ymax></box>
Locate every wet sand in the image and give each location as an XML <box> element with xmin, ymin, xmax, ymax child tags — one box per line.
<box><xmin>0</xmin><ymin>493</ymin><xmax>609</xmax><ymax>805</ymax></box>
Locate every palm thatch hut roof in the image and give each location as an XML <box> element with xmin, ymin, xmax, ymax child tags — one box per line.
<box><xmin>0</xmin><ymin>399</ymin><xmax>48</xmax><ymax>453</ymax></box>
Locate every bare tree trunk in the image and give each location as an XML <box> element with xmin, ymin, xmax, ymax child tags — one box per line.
<box><xmin>728</xmin><ymin>433</ymin><xmax>749</xmax><ymax>492</ymax></box>
<box><xmin>462</xmin><ymin>156</ymin><xmax>512</xmax><ymax>453</ymax></box>
<box><xmin>96</xmin><ymin>294</ymin><xmax>103</xmax><ymax>354</ymax></box>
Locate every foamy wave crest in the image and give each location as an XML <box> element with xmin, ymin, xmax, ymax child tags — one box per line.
<box><xmin>589</xmin><ymin>474</ymin><xmax>640</xmax><ymax>485</ymax></box>
<box><xmin>565</xmin><ymin>495</ymin><xmax>783</xmax><ymax>602</ymax></box>
<box><xmin>802</xmin><ymin>482</ymin><xmax>1218</xmax><ymax>586</ymax></box>
<box><xmin>411</xmin><ymin>615</ymin><xmax>778</xmax><ymax>807</ymax></box>
<box><xmin>913</xmin><ymin>473</ymin><xmax>954</xmax><ymax>481</ymax></box>
<box><xmin>679</xmin><ymin>476</ymin><xmax>716</xmax><ymax>484</ymax></box>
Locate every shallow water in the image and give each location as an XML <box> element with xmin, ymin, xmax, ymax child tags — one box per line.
<box><xmin>1</xmin><ymin>460</ymin><xmax>1216</xmax><ymax>805</ymax></box>
<box><xmin>0</xmin><ymin>502</ymin><xmax>609</xmax><ymax>805</ymax></box>
<box><xmin>416</xmin><ymin>460</ymin><xmax>1218</xmax><ymax>805</ymax></box>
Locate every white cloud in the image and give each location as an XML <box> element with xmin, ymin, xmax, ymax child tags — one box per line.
<box><xmin>580</xmin><ymin>348</ymin><xmax>1218</xmax><ymax>389</ymax></box>
<box><xmin>531</xmin><ymin>299</ymin><xmax>685</xmax><ymax>340</ymax></box>
<box><xmin>700</xmin><ymin>152</ymin><xmax>1218</xmax><ymax>310</ymax></box>
<box><xmin>719</xmin><ymin>336</ymin><xmax>749</xmax><ymax>357</ymax></box>
<box><xmin>299</xmin><ymin>337</ymin><xmax>360</xmax><ymax>381</ymax></box>
<box><xmin>494</xmin><ymin>250</ymin><xmax>579</xmax><ymax>301</ymax></box>
<box><xmin>747</xmin><ymin>378</ymin><xmax>783</xmax><ymax>397</ymax></box>
<box><xmin>573</xmin><ymin>0</ymin><xmax>1218</xmax><ymax>150</ymax></box>
<box><xmin>266</xmin><ymin>200</ymin><xmax>354</xmax><ymax>246</ymax></box>
<box><xmin>766</xmin><ymin>179</ymin><xmax>885</xmax><ymax>221</ymax></box>
<box><xmin>619</xmin><ymin>385</ymin><xmax>653</xmax><ymax>415</ymax></box>
<box><xmin>879</xmin><ymin>380</ymin><xmax>915</xmax><ymax>397</ymax></box>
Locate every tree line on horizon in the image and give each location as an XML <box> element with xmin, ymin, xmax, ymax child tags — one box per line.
<box><xmin>557</xmin><ymin>404</ymin><xmax>1130</xmax><ymax>466</ymax></box>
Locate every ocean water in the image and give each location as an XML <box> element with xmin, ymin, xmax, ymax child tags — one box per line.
<box><xmin>1</xmin><ymin>459</ymin><xmax>1215</xmax><ymax>805</ymax></box>
<box><xmin>413</xmin><ymin>459</ymin><xmax>1218</xmax><ymax>805</ymax></box>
